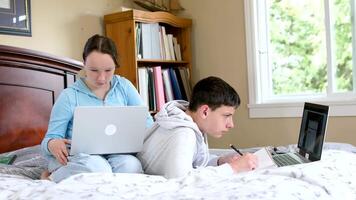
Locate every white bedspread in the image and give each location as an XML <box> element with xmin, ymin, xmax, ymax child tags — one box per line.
<box><xmin>1</xmin><ymin>150</ymin><xmax>355</xmax><ymax>200</ymax></box>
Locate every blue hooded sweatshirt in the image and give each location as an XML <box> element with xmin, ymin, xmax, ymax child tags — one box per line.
<box><xmin>41</xmin><ymin>75</ymin><xmax>153</xmax><ymax>156</ymax></box>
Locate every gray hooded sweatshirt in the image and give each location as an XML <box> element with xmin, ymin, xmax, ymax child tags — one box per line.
<box><xmin>137</xmin><ymin>100</ymin><xmax>233</xmax><ymax>178</ymax></box>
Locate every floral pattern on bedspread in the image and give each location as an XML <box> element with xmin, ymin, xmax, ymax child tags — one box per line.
<box><xmin>0</xmin><ymin>150</ymin><xmax>355</xmax><ymax>200</ymax></box>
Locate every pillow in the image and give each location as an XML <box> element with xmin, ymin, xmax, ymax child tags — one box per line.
<box><xmin>0</xmin><ymin>145</ymin><xmax>48</xmax><ymax>179</ymax></box>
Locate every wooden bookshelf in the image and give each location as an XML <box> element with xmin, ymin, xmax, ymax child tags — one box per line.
<box><xmin>104</xmin><ymin>9</ymin><xmax>192</xmax><ymax>89</ymax></box>
<box><xmin>104</xmin><ymin>10</ymin><xmax>192</xmax><ymax>113</ymax></box>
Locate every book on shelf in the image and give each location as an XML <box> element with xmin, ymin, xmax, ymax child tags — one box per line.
<box><xmin>138</xmin><ymin>67</ymin><xmax>170</xmax><ymax>112</ymax></box>
<box><xmin>173</xmin><ymin>68</ymin><xmax>187</xmax><ymax>100</ymax></box>
<box><xmin>167</xmin><ymin>34</ymin><xmax>176</xmax><ymax>61</ymax></box>
<box><xmin>150</xmin><ymin>23</ymin><xmax>161</xmax><ymax>59</ymax></box>
<box><xmin>0</xmin><ymin>155</ymin><xmax>16</xmax><ymax>165</ymax></box>
<box><xmin>147</xmin><ymin>68</ymin><xmax>156</xmax><ymax>111</ymax></box>
<box><xmin>172</xmin><ymin>37</ymin><xmax>182</xmax><ymax>61</ymax></box>
<box><xmin>161</xmin><ymin>26</ymin><xmax>172</xmax><ymax>60</ymax></box>
<box><xmin>158</xmin><ymin>26</ymin><xmax>166</xmax><ymax>60</ymax></box>
<box><xmin>153</xmin><ymin>66</ymin><xmax>165</xmax><ymax>110</ymax></box>
<box><xmin>136</xmin><ymin>22</ymin><xmax>184</xmax><ymax>61</ymax></box>
<box><xmin>168</xmin><ymin>68</ymin><xmax>183</xmax><ymax>100</ymax></box>
<box><xmin>177</xmin><ymin>44</ymin><xmax>182</xmax><ymax>61</ymax></box>
<box><xmin>178</xmin><ymin>68</ymin><xmax>192</xmax><ymax>101</ymax></box>
<box><xmin>161</xmin><ymin>68</ymin><xmax>174</xmax><ymax>102</ymax></box>
<box><xmin>138</xmin><ymin>67</ymin><xmax>191</xmax><ymax>111</ymax></box>
<box><xmin>139</xmin><ymin>23</ymin><xmax>161</xmax><ymax>59</ymax></box>
<box><xmin>141</xmin><ymin>23</ymin><xmax>152</xmax><ymax>59</ymax></box>
<box><xmin>135</xmin><ymin>23</ymin><xmax>142</xmax><ymax>59</ymax></box>
<box><xmin>138</xmin><ymin>67</ymin><xmax>149</xmax><ymax>106</ymax></box>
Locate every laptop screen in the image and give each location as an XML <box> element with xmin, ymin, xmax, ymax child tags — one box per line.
<box><xmin>297</xmin><ymin>102</ymin><xmax>329</xmax><ymax>161</ymax></box>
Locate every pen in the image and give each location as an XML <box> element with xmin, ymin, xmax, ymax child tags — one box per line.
<box><xmin>229</xmin><ymin>144</ymin><xmax>243</xmax><ymax>156</ymax></box>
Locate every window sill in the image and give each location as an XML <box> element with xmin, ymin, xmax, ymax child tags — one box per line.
<box><xmin>248</xmin><ymin>101</ymin><xmax>356</xmax><ymax>118</ymax></box>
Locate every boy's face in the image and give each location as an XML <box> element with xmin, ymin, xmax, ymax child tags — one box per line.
<box><xmin>199</xmin><ymin>105</ymin><xmax>236</xmax><ymax>138</ymax></box>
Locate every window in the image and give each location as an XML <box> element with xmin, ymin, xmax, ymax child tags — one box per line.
<box><xmin>245</xmin><ymin>0</ymin><xmax>356</xmax><ymax>118</ymax></box>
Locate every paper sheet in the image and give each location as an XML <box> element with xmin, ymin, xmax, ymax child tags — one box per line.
<box><xmin>254</xmin><ymin>147</ymin><xmax>278</xmax><ymax>169</ymax></box>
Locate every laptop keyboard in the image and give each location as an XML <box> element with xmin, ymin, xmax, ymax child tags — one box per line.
<box><xmin>273</xmin><ymin>154</ymin><xmax>301</xmax><ymax>166</ymax></box>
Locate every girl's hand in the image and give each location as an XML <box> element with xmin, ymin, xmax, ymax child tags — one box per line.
<box><xmin>48</xmin><ymin>139</ymin><xmax>71</xmax><ymax>165</ymax></box>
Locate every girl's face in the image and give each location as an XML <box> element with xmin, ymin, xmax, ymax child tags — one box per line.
<box><xmin>83</xmin><ymin>51</ymin><xmax>116</xmax><ymax>90</ymax></box>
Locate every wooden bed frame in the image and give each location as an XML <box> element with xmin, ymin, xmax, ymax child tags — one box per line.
<box><xmin>0</xmin><ymin>45</ymin><xmax>82</xmax><ymax>153</ymax></box>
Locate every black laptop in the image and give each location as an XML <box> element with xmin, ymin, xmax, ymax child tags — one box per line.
<box><xmin>272</xmin><ymin>102</ymin><xmax>329</xmax><ymax>167</ymax></box>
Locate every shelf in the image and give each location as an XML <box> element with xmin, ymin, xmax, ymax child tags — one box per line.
<box><xmin>137</xmin><ymin>59</ymin><xmax>189</xmax><ymax>65</ymax></box>
<box><xmin>104</xmin><ymin>10</ymin><xmax>192</xmax><ymax>28</ymax></box>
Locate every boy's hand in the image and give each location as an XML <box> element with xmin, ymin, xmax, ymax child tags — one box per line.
<box><xmin>217</xmin><ymin>153</ymin><xmax>237</xmax><ymax>165</ymax></box>
<box><xmin>48</xmin><ymin>139</ymin><xmax>71</xmax><ymax>165</ymax></box>
<box><xmin>221</xmin><ymin>153</ymin><xmax>258</xmax><ymax>173</ymax></box>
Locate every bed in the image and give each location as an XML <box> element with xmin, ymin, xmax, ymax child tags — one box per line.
<box><xmin>0</xmin><ymin>45</ymin><xmax>356</xmax><ymax>199</ymax></box>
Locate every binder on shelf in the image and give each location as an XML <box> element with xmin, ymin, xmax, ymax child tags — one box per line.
<box><xmin>135</xmin><ymin>23</ymin><xmax>142</xmax><ymax>59</ymax></box>
<box><xmin>162</xmin><ymin>68</ymin><xmax>174</xmax><ymax>102</ymax></box>
<box><xmin>167</xmin><ymin>34</ymin><xmax>176</xmax><ymax>61</ymax></box>
<box><xmin>139</xmin><ymin>22</ymin><xmax>161</xmax><ymax>60</ymax></box>
<box><xmin>169</xmin><ymin>68</ymin><xmax>183</xmax><ymax>100</ymax></box>
<box><xmin>150</xmin><ymin>23</ymin><xmax>161</xmax><ymax>59</ymax></box>
<box><xmin>138</xmin><ymin>67</ymin><xmax>149</xmax><ymax>106</ymax></box>
<box><xmin>158</xmin><ymin>26</ymin><xmax>165</xmax><ymax>60</ymax></box>
<box><xmin>153</xmin><ymin>66</ymin><xmax>165</xmax><ymax>110</ymax></box>
<box><xmin>176</xmin><ymin>44</ymin><xmax>182</xmax><ymax>61</ymax></box>
<box><xmin>147</xmin><ymin>68</ymin><xmax>156</xmax><ymax>111</ymax></box>
<box><xmin>135</xmin><ymin>21</ymin><xmax>185</xmax><ymax>61</ymax></box>
<box><xmin>173</xmin><ymin>68</ymin><xmax>187</xmax><ymax>100</ymax></box>
<box><xmin>178</xmin><ymin>67</ymin><xmax>192</xmax><ymax>101</ymax></box>
<box><xmin>161</xmin><ymin>26</ymin><xmax>172</xmax><ymax>60</ymax></box>
<box><xmin>172</xmin><ymin>37</ymin><xmax>182</xmax><ymax>61</ymax></box>
<box><xmin>141</xmin><ymin>23</ymin><xmax>152</xmax><ymax>59</ymax></box>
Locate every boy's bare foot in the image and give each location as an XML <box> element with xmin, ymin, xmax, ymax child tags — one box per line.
<box><xmin>40</xmin><ymin>170</ymin><xmax>51</xmax><ymax>180</ymax></box>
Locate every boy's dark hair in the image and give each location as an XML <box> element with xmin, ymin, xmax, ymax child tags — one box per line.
<box><xmin>82</xmin><ymin>34</ymin><xmax>119</xmax><ymax>67</ymax></box>
<box><xmin>188</xmin><ymin>76</ymin><xmax>240</xmax><ymax>111</ymax></box>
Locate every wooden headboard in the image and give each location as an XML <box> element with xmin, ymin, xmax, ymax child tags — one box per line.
<box><xmin>0</xmin><ymin>45</ymin><xmax>82</xmax><ymax>153</ymax></box>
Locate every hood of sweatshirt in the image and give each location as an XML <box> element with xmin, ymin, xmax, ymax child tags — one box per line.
<box><xmin>69</xmin><ymin>75</ymin><xmax>120</xmax><ymax>98</ymax></box>
<box><xmin>152</xmin><ymin>100</ymin><xmax>209</xmax><ymax>167</ymax></box>
<box><xmin>154</xmin><ymin>100</ymin><xmax>197</xmax><ymax>130</ymax></box>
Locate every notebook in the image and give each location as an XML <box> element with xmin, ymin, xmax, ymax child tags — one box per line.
<box><xmin>270</xmin><ymin>102</ymin><xmax>329</xmax><ymax>167</ymax></box>
<box><xmin>70</xmin><ymin>106</ymin><xmax>148</xmax><ymax>155</ymax></box>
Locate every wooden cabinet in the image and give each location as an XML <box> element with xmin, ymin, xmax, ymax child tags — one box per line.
<box><xmin>104</xmin><ymin>10</ymin><xmax>192</xmax><ymax>112</ymax></box>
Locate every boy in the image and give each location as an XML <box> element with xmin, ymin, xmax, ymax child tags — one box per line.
<box><xmin>137</xmin><ymin>76</ymin><xmax>257</xmax><ymax>178</ymax></box>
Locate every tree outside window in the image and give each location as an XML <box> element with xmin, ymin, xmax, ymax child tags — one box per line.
<box><xmin>245</xmin><ymin>0</ymin><xmax>356</xmax><ymax>118</ymax></box>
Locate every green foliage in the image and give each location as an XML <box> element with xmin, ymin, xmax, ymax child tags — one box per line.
<box><xmin>334</xmin><ymin>0</ymin><xmax>353</xmax><ymax>91</ymax></box>
<box><xmin>269</xmin><ymin>0</ymin><xmax>353</xmax><ymax>95</ymax></box>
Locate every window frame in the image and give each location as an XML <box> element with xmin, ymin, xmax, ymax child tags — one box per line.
<box><xmin>244</xmin><ymin>0</ymin><xmax>356</xmax><ymax>118</ymax></box>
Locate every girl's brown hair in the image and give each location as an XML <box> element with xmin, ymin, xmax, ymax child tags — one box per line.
<box><xmin>82</xmin><ymin>34</ymin><xmax>119</xmax><ymax>68</ymax></box>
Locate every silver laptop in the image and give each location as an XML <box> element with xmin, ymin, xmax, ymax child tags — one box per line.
<box><xmin>70</xmin><ymin>106</ymin><xmax>148</xmax><ymax>155</ymax></box>
<box><xmin>272</xmin><ymin>102</ymin><xmax>329</xmax><ymax>167</ymax></box>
